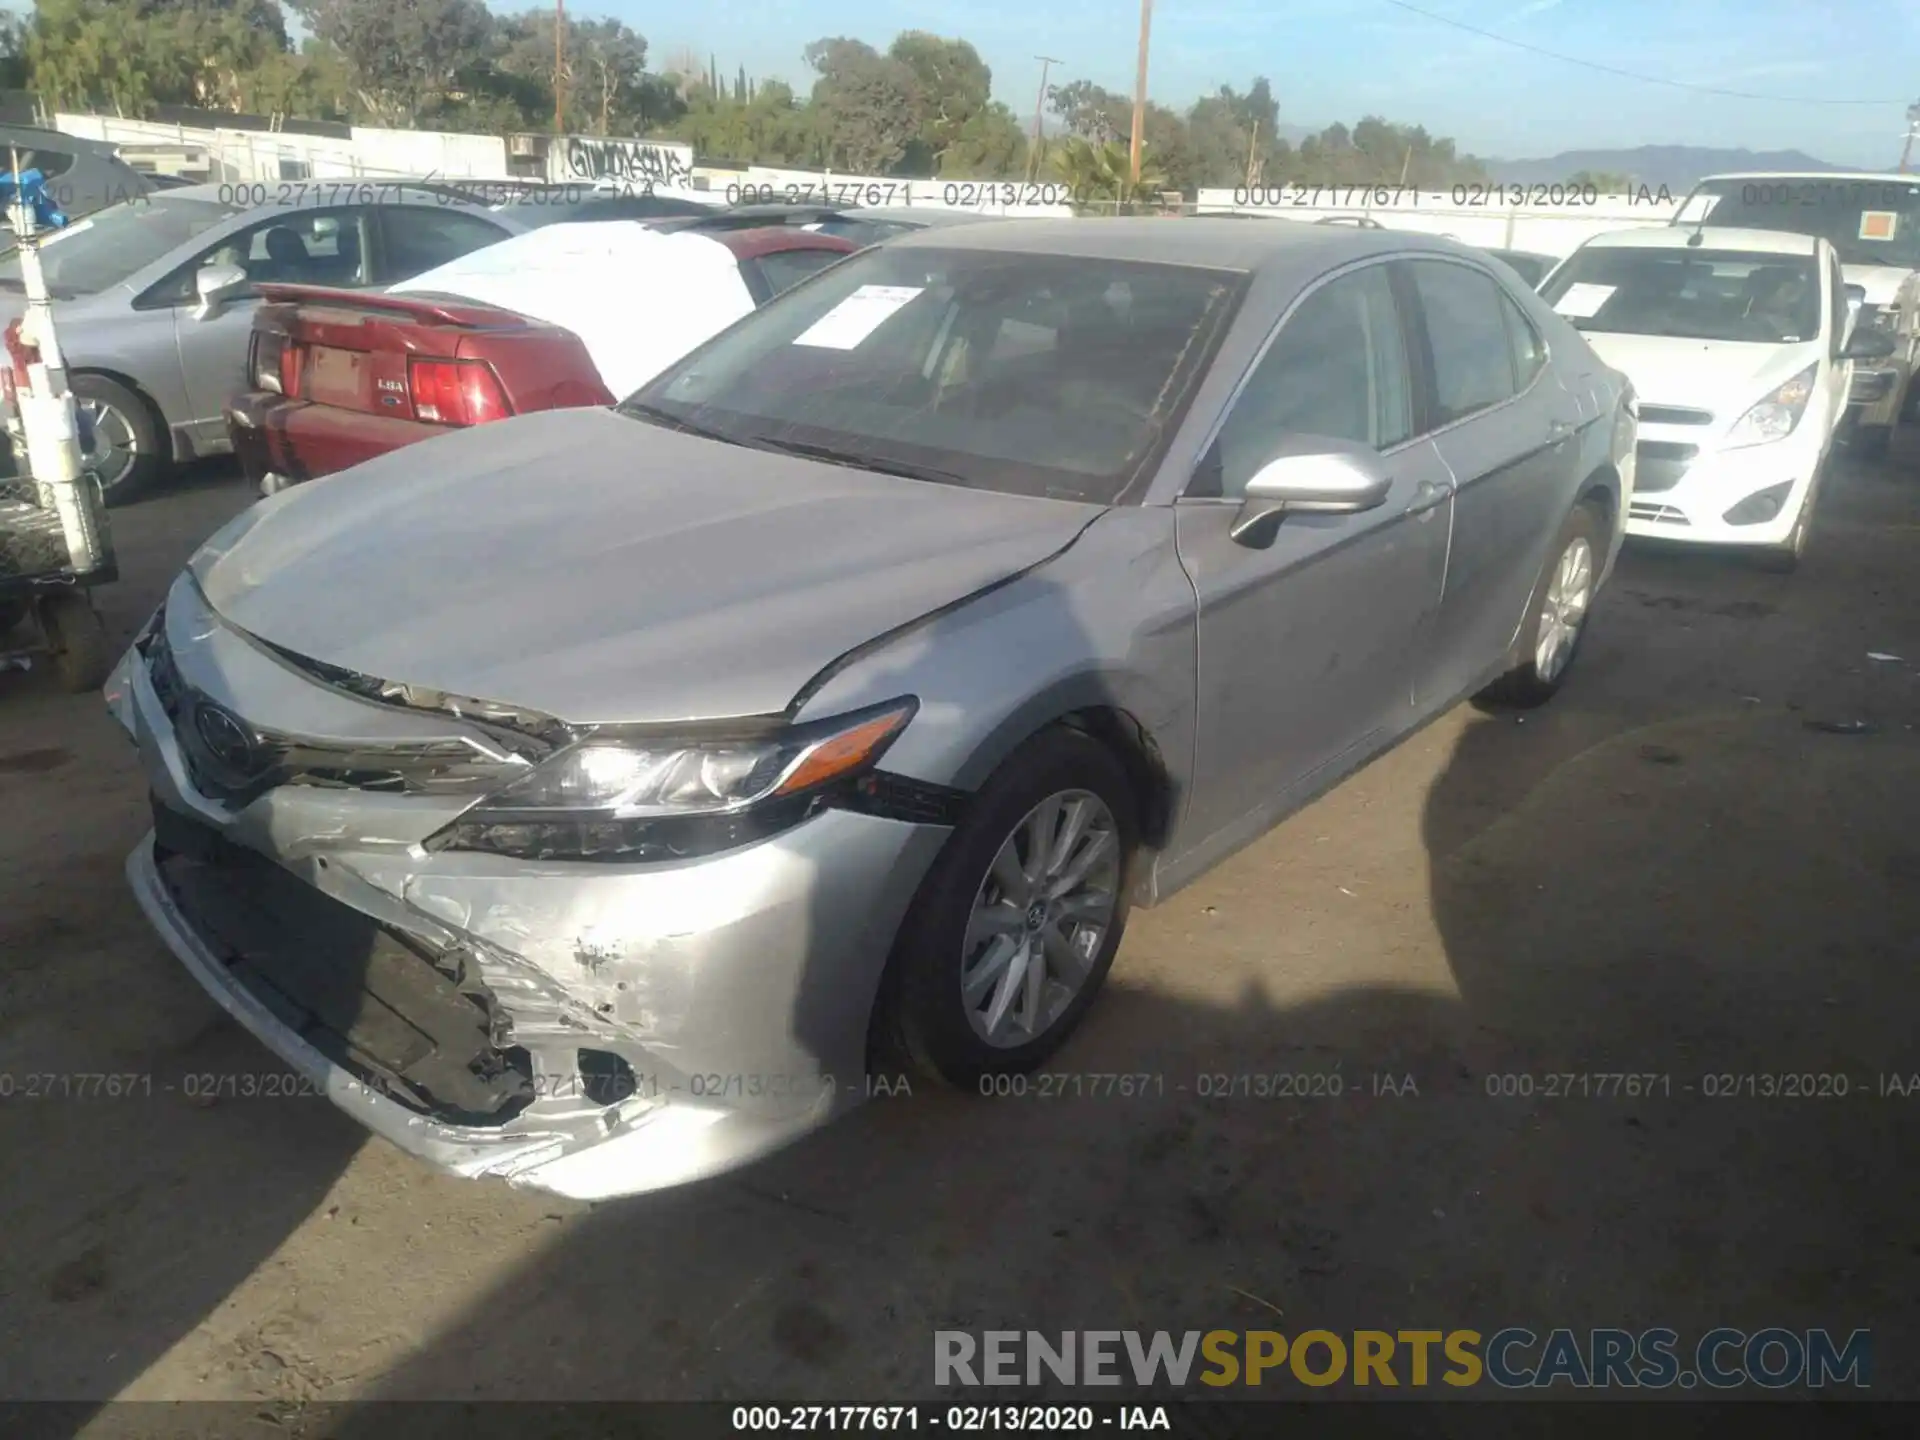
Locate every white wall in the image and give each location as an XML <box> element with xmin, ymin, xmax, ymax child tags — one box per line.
<box><xmin>1195</xmin><ymin>188</ymin><xmax>1683</xmax><ymax>256</ymax></box>
<box><xmin>54</xmin><ymin>114</ymin><xmax>508</xmax><ymax>184</ymax></box>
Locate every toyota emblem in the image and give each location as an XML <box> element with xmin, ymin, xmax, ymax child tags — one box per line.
<box><xmin>192</xmin><ymin>701</ymin><xmax>259</xmax><ymax>772</ymax></box>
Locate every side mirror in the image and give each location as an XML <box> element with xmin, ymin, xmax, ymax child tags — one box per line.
<box><xmin>1844</xmin><ymin>283</ymin><xmax>1866</xmax><ymax>309</ymax></box>
<box><xmin>193</xmin><ymin>262</ymin><xmax>249</xmax><ymax>320</ymax></box>
<box><xmin>1841</xmin><ymin>325</ymin><xmax>1897</xmax><ymax>362</ymax></box>
<box><xmin>1230</xmin><ymin>446</ymin><xmax>1393</xmax><ymax>546</ymax></box>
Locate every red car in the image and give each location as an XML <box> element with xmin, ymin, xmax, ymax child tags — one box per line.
<box><xmin>228</xmin><ymin>225</ymin><xmax>857</xmax><ymax>491</ymax></box>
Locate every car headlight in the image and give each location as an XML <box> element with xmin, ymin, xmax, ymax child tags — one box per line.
<box><xmin>1723</xmin><ymin>364</ymin><xmax>1817</xmax><ymax>449</ymax></box>
<box><xmin>425</xmin><ymin>697</ymin><xmax>917</xmax><ymax>862</ymax></box>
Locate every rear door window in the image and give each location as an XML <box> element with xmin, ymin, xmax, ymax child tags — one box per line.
<box><xmin>1409</xmin><ymin>260</ymin><xmax>1518</xmax><ymax>426</ymax></box>
<box><xmin>377</xmin><ymin>206</ymin><xmax>511</xmax><ymax>283</ymax></box>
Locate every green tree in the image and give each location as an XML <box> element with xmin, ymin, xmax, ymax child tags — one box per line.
<box><xmin>287</xmin><ymin>0</ymin><xmax>491</xmax><ymax>127</ymax></box>
<box><xmin>804</xmin><ymin>35</ymin><xmax>918</xmax><ymax>173</ymax></box>
<box><xmin>1051</xmin><ymin>134</ymin><xmax>1168</xmax><ymax>209</ymax></box>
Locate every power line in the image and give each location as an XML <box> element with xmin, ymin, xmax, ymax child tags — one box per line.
<box><xmin>1380</xmin><ymin>0</ymin><xmax>1906</xmax><ymax>106</ymax></box>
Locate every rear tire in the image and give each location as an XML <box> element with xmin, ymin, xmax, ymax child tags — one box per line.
<box><xmin>71</xmin><ymin>373</ymin><xmax>163</xmax><ymax>507</ymax></box>
<box><xmin>1475</xmin><ymin>504</ymin><xmax>1604</xmax><ymax>710</ymax></box>
<box><xmin>40</xmin><ymin>592</ymin><xmax>110</xmax><ymax>692</ymax></box>
<box><xmin>877</xmin><ymin>727</ymin><xmax>1139</xmax><ymax>1088</ymax></box>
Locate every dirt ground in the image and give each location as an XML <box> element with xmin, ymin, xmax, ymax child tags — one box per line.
<box><xmin>1</xmin><ymin>442</ymin><xmax>1917</xmax><ymax>1417</ymax></box>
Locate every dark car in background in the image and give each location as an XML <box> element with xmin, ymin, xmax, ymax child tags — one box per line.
<box><xmin>1483</xmin><ymin>248</ymin><xmax>1556</xmax><ymax>288</ymax></box>
<box><xmin>0</xmin><ymin>124</ymin><xmax>153</xmax><ymax>225</ymax></box>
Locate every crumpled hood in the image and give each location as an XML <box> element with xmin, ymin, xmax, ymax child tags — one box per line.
<box><xmin>192</xmin><ymin>407</ymin><xmax>1099</xmax><ymax>726</ymax></box>
<box><xmin>1582</xmin><ymin>333</ymin><xmax>1821</xmax><ymax>421</ymax></box>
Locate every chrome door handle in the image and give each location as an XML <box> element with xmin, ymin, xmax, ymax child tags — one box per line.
<box><xmin>1406</xmin><ymin>480</ymin><xmax>1449</xmax><ymax>516</ymax></box>
<box><xmin>1549</xmin><ymin>417</ymin><xmax>1574</xmax><ymax>437</ymax></box>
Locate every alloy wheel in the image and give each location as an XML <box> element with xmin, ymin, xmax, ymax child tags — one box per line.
<box><xmin>960</xmin><ymin>789</ymin><xmax>1121</xmax><ymax>1049</ymax></box>
<box><xmin>1534</xmin><ymin>535</ymin><xmax>1594</xmax><ymax>683</ymax></box>
<box><xmin>76</xmin><ymin>396</ymin><xmax>138</xmax><ymax>494</ymax></box>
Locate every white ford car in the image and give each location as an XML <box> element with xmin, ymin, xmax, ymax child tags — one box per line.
<box><xmin>1540</xmin><ymin>225</ymin><xmax>1895</xmax><ymax>570</ymax></box>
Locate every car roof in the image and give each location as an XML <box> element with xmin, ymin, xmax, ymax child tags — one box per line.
<box><xmin>1693</xmin><ymin>170</ymin><xmax>1918</xmax><ymax>184</ymax></box>
<box><xmin>885</xmin><ymin>216</ymin><xmax>1475</xmax><ymax>276</ymax></box>
<box><xmin>841</xmin><ymin>206</ymin><xmax>996</xmax><ymax>226</ymax></box>
<box><xmin>157</xmin><ymin>179</ymin><xmax>504</xmax><ymax>212</ymax></box>
<box><xmin>1583</xmin><ymin>225</ymin><xmax>1820</xmax><ymax>256</ymax></box>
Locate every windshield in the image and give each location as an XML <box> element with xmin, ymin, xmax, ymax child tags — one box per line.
<box><xmin>622</xmin><ymin>245</ymin><xmax>1245</xmax><ymax>503</ymax></box>
<box><xmin>0</xmin><ymin>194</ymin><xmax>236</xmax><ymax>298</ymax></box>
<box><xmin>1539</xmin><ymin>246</ymin><xmax>1821</xmax><ymax>345</ymax></box>
<box><xmin>1674</xmin><ymin>177</ymin><xmax>1920</xmax><ymax>269</ymax></box>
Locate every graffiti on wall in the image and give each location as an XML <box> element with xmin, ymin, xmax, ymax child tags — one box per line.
<box><xmin>552</xmin><ymin>137</ymin><xmax>695</xmax><ymax>189</ymax></box>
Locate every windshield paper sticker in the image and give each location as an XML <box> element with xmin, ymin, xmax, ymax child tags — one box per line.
<box><xmin>1552</xmin><ymin>282</ymin><xmax>1616</xmax><ymax>319</ymax></box>
<box><xmin>793</xmin><ymin>285</ymin><xmax>925</xmax><ymax>350</ymax></box>
<box><xmin>1860</xmin><ymin>210</ymin><xmax>1899</xmax><ymax>241</ymax></box>
<box><xmin>1675</xmin><ymin>193</ymin><xmax>1720</xmax><ymax>224</ymax></box>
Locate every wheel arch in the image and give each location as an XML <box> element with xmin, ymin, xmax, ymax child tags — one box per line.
<box><xmin>71</xmin><ymin>366</ymin><xmax>178</xmax><ymax>463</ymax></box>
<box><xmin>945</xmin><ymin>673</ymin><xmax>1179</xmax><ymax>851</ymax></box>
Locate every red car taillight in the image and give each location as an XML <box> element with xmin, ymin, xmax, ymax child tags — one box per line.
<box><xmin>250</xmin><ymin>330</ymin><xmax>300</xmax><ymax>398</ymax></box>
<box><xmin>408</xmin><ymin>358</ymin><xmax>512</xmax><ymax>426</ymax></box>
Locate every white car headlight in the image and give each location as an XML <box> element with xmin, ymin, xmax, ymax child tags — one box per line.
<box><xmin>1723</xmin><ymin>363</ymin><xmax>1818</xmax><ymax>449</ymax></box>
<box><xmin>427</xmin><ymin>698</ymin><xmax>918</xmax><ymax>861</ymax></box>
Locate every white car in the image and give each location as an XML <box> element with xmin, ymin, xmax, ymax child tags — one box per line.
<box><xmin>1668</xmin><ymin>173</ymin><xmax>1920</xmax><ymax>459</ymax></box>
<box><xmin>1540</xmin><ymin>225</ymin><xmax>1895</xmax><ymax>570</ymax></box>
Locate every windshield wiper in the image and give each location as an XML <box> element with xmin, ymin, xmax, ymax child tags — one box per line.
<box><xmin>616</xmin><ymin>399</ymin><xmax>742</xmax><ymax>446</ymax></box>
<box><xmin>745</xmin><ymin>435</ymin><xmax>968</xmax><ymax>486</ymax></box>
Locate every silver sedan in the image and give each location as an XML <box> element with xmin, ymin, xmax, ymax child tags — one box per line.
<box><xmin>0</xmin><ymin>184</ymin><xmax>521</xmax><ymax>503</ymax></box>
<box><xmin>109</xmin><ymin>219</ymin><xmax>1635</xmax><ymax>1199</ymax></box>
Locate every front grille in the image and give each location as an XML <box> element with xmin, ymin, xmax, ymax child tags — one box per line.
<box><xmin>1638</xmin><ymin>405</ymin><xmax>1714</xmax><ymax>426</ymax></box>
<box><xmin>1634</xmin><ymin>440</ymin><xmax>1697</xmax><ymax>495</ymax></box>
<box><xmin>142</xmin><ymin>612</ymin><xmax>527</xmax><ymax>804</ymax></box>
<box><xmin>152</xmin><ymin>800</ymin><xmax>535</xmax><ymax>1126</ymax></box>
<box><xmin>1629</xmin><ymin>501</ymin><xmax>1689</xmax><ymax>526</ymax></box>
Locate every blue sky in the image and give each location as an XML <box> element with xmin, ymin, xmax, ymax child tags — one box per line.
<box><xmin>571</xmin><ymin>0</ymin><xmax>1919</xmax><ymax>165</ymax></box>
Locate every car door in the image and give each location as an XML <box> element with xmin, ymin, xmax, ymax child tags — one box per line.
<box><xmin>372</xmin><ymin>205</ymin><xmax>514</xmax><ymax>286</ymax></box>
<box><xmin>165</xmin><ymin>206</ymin><xmax>377</xmax><ymax>442</ymax></box>
<box><xmin>1406</xmin><ymin>257</ymin><xmax>1585</xmax><ymax>708</ymax></box>
<box><xmin>1173</xmin><ymin>260</ymin><xmax>1456</xmax><ymax>854</ymax></box>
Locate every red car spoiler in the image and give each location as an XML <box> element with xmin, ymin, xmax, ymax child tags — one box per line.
<box><xmin>252</xmin><ymin>283</ymin><xmax>533</xmax><ymax>330</ymax></box>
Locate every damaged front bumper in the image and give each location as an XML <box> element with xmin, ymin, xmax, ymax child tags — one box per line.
<box><xmin>108</xmin><ymin>579</ymin><xmax>950</xmax><ymax>1201</ymax></box>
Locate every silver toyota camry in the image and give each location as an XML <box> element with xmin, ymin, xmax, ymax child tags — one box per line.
<box><xmin>107</xmin><ymin>219</ymin><xmax>1636</xmax><ymax>1201</ymax></box>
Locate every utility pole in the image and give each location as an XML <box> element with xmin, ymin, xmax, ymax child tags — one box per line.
<box><xmin>1129</xmin><ymin>0</ymin><xmax>1153</xmax><ymax>188</ymax></box>
<box><xmin>553</xmin><ymin>0</ymin><xmax>567</xmax><ymax>136</ymax></box>
<box><xmin>1244</xmin><ymin>119</ymin><xmax>1260</xmax><ymax>190</ymax></box>
<box><xmin>1902</xmin><ymin>102</ymin><xmax>1920</xmax><ymax>173</ymax></box>
<box><xmin>1027</xmin><ymin>56</ymin><xmax>1063</xmax><ymax>185</ymax></box>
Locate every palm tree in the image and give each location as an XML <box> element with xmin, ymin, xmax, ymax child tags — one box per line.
<box><xmin>1050</xmin><ymin>135</ymin><xmax>1169</xmax><ymax>212</ymax></box>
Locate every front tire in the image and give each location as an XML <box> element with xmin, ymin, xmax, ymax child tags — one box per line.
<box><xmin>39</xmin><ymin>592</ymin><xmax>110</xmax><ymax>692</ymax></box>
<box><xmin>71</xmin><ymin>373</ymin><xmax>163</xmax><ymax>507</ymax></box>
<box><xmin>878</xmin><ymin>727</ymin><xmax>1139</xmax><ymax>1087</ymax></box>
<box><xmin>1475</xmin><ymin>504</ymin><xmax>1604</xmax><ymax>710</ymax></box>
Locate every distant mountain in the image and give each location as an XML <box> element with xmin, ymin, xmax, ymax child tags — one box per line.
<box><xmin>1486</xmin><ymin>145</ymin><xmax>1858</xmax><ymax>191</ymax></box>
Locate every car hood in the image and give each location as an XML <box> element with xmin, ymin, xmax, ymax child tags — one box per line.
<box><xmin>191</xmin><ymin>407</ymin><xmax>1100</xmax><ymax>726</ymax></box>
<box><xmin>1581</xmin><ymin>333</ymin><xmax>1821</xmax><ymax>417</ymax></box>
